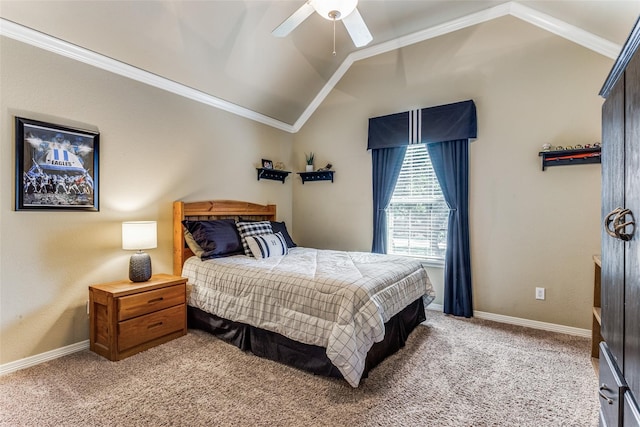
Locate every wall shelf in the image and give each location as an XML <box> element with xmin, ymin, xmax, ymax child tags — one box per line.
<box><xmin>538</xmin><ymin>147</ymin><xmax>601</xmax><ymax>171</ymax></box>
<box><xmin>256</xmin><ymin>168</ymin><xmax>290</xmax><ymax>183</ymax></box>
<box><xmin>297</xmin><ymin>170</ymin><xmax>334</xmax><ymax>184</ymax></box>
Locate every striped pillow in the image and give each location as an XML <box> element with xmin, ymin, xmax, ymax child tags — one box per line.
<box><xmin>246</xmin><ymin>232</ymin><xmax>288</xmax><ymax>259</ymax></box>
<box><xmin>236</xmin><ymin>221</ymin><xmax>273</xmax><ymax>256</ymax></box>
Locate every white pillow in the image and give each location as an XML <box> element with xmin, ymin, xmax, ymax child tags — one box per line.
<box><xmin>236</xmin><ymin>221</ymin><xmax>273</xmax><ymax>257</ymax></box>
<box><xmin>246</xmin><ymin>232</ymin><xmax>288</xmax><ymax>259</ymax></box>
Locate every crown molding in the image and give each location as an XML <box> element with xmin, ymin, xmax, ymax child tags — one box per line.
<box><xmin>0</xmin><ymin>18</ymin><xmax>295</xmax><ymax>133</ymax></box>
<box><xmin>292</xmin><ymin>2</ymin><xmax>512</xmax><ymax>132</ymax></box>
<box><xmin>0</xmin><ymin>2</ymin><xmax>621</xmax><ymax>134</ymax></box>
<box><xmin>600</xmin><ymin>17</ymin><xmax>640</xmax><ymax>98</ymax></box>
<box><xmin>508</xmin><ymin>2</ymin><xmax>620</xmax><ymax>59</ymax></box>
<box><xmin>293</xmin><ymin>1</ymin><xmax>621</xmax><ymax>131</ymax></box>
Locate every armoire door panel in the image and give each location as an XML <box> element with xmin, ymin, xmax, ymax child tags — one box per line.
<box><xmin>602</xmin><ymin>73</ymin><xmax>626</xmax><ymax>367</ymax></box>
<box><xmin>625</xmin><ymin>50</ymin><xmax>640</xmax><ymax>398</ymax></box>
<box><xmin>600</xmin><ymin>343</ymin><xmax>627</xmax><ymax>427</ymax></box>
<box><xmin>624</xmin><ymin>392</ymin><xmax>640</xmax><ymax>427</ymax></box>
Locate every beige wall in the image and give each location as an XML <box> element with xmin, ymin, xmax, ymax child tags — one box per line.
<box><xmin>0</xmin><ymin>14</ymin><xmax>616</xmax><ymax>366</ymax></box>
<box><xmin>0</xmin><ymin>37</ymin><xmax>294</xmax><ymax>364</ymax></box>
<box><xmin>293</xmin><ymin>16</ymin><xmax>610</xmax><ymax>329</ymax></box>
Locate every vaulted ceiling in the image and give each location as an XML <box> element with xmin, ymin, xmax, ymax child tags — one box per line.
<box><xmin>1</xmin><ymin>1</ymin><xmax>638</xmax><ymax>132</ymax></box>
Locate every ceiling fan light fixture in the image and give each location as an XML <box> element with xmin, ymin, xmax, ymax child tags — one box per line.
<box><xmin>272</xmin><ymin>0</ymin><xmax>372</xmax><ymax>50</ymax></box>
<box><xmin>313</xmin><ymin>0</ymin><xmax>358</xmax><ymax>21</ymax></box>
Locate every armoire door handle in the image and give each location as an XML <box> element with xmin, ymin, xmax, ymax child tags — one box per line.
<box><xmin>614</xmin><ymin>208</ymin><xmax>635</xmax><ymax>241</ymax></box>
<box><xmin>604</xmin><ymin>207</ymin><xmax>636</xmax><ymax>241</ymax></box>
<box><xmin>598</xmin><ymin>383</ymin><xmax>614</xmax><ymax>405</ymax></box>
<box><xmin>605</xmin><ymin>207</ymin><xmax>623</xmax><ymax>239</ymax></box>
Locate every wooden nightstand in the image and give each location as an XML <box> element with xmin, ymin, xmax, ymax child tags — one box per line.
<box><xmin>89</xmin><ymin>273</ymin><xmax>187</xmax><ymax>361</ymax></box>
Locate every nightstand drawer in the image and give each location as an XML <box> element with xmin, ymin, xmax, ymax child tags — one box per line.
<box><xmin>118</xmin><ymin>284</ymin><xmax>184</xmax><ymax>321</ymax></box>
<box><xmin>90</xmin><ymin>274</ymin><xmax>187</xmax><ymax>361</ymax></box>
<box><xmin>118</xmin><ymin>304</ymin><xmax>185</xmax><ymax>351</ymax></box>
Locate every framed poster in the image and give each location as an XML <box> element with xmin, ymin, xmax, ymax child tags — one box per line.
<box><xmin>15</xmin><ymin>117</ymin><xmax>99</xmax><ymax>211</ymax></box>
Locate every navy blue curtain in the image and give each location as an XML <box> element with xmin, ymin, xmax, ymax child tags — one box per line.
<box><xmin>369</xmin><ymin>100</ymin><xmax>476</xmax><ymax>317</ymax></box>
<box><xmin>371</xmin><ymin>146</ymin><xmax>407</xmax><ymax>253</ymax></box>
<box><xmin>427</xmin><ymin>139</ymin><xmax>473</xmax><ymax>317</ymax></box>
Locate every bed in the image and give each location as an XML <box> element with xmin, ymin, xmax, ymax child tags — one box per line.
<box><xmin>173</xmin><ymin>200</ymin><xmax>435</xmax><ymax>387</ymax></box>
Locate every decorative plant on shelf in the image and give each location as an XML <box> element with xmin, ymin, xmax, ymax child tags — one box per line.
<box><xmin>305</xmin><ymin>152</ymin><xmax>315</xmax><ymax>171</ymax></box>
<box><xmin>305</xmin><ymin>152</ymin><xmax>315</xmax><ymax>165</ymax></box>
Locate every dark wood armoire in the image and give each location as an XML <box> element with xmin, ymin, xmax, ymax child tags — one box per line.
<box><xmin>600</xmin><ymin>17</ymin><xmax>640</xmax><ymax>427</ymax></box>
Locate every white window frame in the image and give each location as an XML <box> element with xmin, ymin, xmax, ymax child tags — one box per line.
<box><xmin>386</xmin><ymin>144</ymin><xmax>448</xmax><ymax>265</ymax></box>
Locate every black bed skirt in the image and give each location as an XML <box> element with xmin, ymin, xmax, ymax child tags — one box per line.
<box><xmin>187</xmin><ymin>297</ymin><xmax>426</xmax><ymax>381</ymax></box>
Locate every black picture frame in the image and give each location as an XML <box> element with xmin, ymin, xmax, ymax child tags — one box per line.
<box><xmin>262</xmin><ymin>159</ymin><xmax>273</xmax><ymax>169</ymax></box>
<box><xmin>15</xmin><ymin>117</ymin><xmax>99</xmax><ymax>211</ymax></box>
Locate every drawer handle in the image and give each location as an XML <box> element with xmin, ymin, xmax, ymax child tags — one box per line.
<box><xmin>599</xmin><ymin>384</ymin><xmax>614</xmax><ymax>405</ymax></box>
<box><xmin>148</xmin><ymin>322</ymin><xmax>163</xmax><ymax>329</ymax></box>
<box><xmin>148</xmin><ymin>297</ymin><xmax>164</xmax><ymax>304</ymax></box>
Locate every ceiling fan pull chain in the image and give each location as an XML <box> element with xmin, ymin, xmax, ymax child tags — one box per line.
<box><xmin>332</xmin><ymin>15</ymin><xmax>337</xmax><ymax>56</ymax></box>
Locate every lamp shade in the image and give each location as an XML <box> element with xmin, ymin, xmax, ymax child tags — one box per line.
<box><xmin>122</xmin><ymin>221</ymin><xmax>157</xmax><ymax>250</ymax></box>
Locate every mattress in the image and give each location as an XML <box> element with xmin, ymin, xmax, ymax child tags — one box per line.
<box><xmin>182</xmin><ymin>247</ymin><xmax>435</xmax><ymax>386</ymax></box>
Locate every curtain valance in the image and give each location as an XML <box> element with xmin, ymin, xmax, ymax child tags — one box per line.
<box><xmin>367</xmin><ymin>100</ymin><xmax>477</xmax><ymax>150</ymax></box>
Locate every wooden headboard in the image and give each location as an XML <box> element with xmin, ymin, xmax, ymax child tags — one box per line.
<box><xmin>173</xmin><ymin>200</ymin><xmax>277</xmax><ymax>275</ymax></box>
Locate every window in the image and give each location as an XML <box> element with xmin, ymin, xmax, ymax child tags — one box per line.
<box><xmin>387</xmin><ymin>144</ymin><xmax>448</xmax><ymax>262</ymax></box>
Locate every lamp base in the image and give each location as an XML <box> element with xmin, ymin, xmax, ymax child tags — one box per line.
<box><xmin>129</xmin><ymin>251</ymin><xmax>152</xmax><ymax>282</ymax></box>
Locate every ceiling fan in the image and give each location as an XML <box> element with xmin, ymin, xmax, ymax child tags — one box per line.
<box><xmin>272</xmin><ymin>0</ymin><xmax>373</xmax><ymax>53</ymax></box>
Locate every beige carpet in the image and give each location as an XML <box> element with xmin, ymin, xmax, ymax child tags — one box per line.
<box><xmin>0</xmin><ymin>310</ymin><xmax>598</xmax><ymax>426</ymax></box>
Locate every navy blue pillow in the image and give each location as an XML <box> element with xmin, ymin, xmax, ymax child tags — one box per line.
<box><xmin>270</xmin><ymin>221</ymin><xmax>297</xmax><ymax>248</ymax></box>
<box><xmin>182</xmin><ymin>219</ymin><xmax>243</xmax><ymax>260</ymax></box>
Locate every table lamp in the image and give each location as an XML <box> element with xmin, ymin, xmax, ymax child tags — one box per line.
<box><xmin>122</xmin><ymin>221</ymin><xmax>157</xmax><ymax>282</ymax></box>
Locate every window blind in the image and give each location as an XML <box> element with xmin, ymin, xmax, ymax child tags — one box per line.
<box><xmin>387</xmin><ymin>144</ymin><xmax>448</xmax><ymax>261</ymax></box>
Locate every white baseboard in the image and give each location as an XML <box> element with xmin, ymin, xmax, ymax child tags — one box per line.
<box><xmin>0</xmin><ymin>305</ymin><xmax>591</xmax><ymax>375</ymax></box>
<box><xmin>0</xmin><ymin>340</ymin><xmax>89</xmax><ymax>376</ymax></box>
<box><xmin>426</xmin><ymin>303</ymin><xmax>591</xmax><ymax>338</ymax></box>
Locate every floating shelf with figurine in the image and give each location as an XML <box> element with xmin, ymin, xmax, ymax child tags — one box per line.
<box><xmin>256</xmin><ymin>168</ymin><xmax>291</xmax><ymax>183</ymax></box>
<box><xmin>538</xmin><ymin>144</ymin><xmax>601</xmax><ymax>171</ymax></box>
<box><xmin>298</xmin><ymin>170</ymin><xmax>334</xmax><ymax>184</ymax></box>
<box><xmin>298</xmin><ymin>163</ymin><xmax>334</xmax><ymax>184</ymax></box>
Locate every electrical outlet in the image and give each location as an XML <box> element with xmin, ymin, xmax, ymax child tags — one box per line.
<box><xmin>535</xmin><ymin>287</ymin><xmax>545</xmax><ymax>300</ymax></box>
<box><xmin>86</xmin><ymin>300</ymin><xmax>90</xmax><ymax>315</ymax></box>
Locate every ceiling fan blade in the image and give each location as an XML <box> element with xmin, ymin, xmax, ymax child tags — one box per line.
<box><xmin>341</xmin><ymin>8</ymin><xmax>372</xmax><ymax>47</ymax></box>
<box><xmin>272</xmin><ymin>2</ymin><xmax>315</xmax><ymax>38</ymax></box>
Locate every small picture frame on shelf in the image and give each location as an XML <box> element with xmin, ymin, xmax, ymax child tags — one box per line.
<box><xmin>262</xmin><ymin>159</ymin><xmax>273</xmax><ymax>169</ymax></box>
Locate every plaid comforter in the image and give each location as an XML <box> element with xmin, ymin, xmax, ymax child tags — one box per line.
<box><xmin>182</xmin><ymin>247</ymin><xmax>435</xmax><ymax>387</ymax></box>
